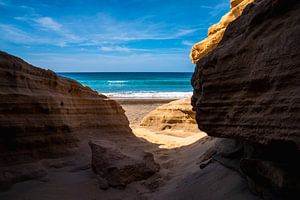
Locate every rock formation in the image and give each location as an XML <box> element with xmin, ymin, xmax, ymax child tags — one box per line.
<box><xmin>136</xmin><ymin>97</ymin><xmax>206</xmax><ymax>148</ymax></box>
<box><xmin>190</xmin><ymin>0</ymin><xmax>254</xmax><ymax>64</ymax></box>
<box><xmin>191</xmin><ymin>0</ymin><xmax>300</xmax><ymax>198</ymax></box>
<box><xmin>0</xmin><ymin>51</ymin><xmax>132</xmax><ymax>188</ymax></box>
<box><xmin>140</xmin><ymin>97</ymin><xmax>199</xmax><ymax>133</ymax></box>
<box><xmin>89</xmin><ymin>140</ymin><xmax>159</xmax><ymax>189</ymax></box>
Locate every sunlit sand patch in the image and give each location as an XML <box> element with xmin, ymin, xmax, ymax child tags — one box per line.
<box><xmin>132</xmin><ymin>127</ymin><xmax>207</xmax><ymax>149</ymax></box>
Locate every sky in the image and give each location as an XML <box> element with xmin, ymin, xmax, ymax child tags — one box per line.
<box><xmin>0</xmin><ymin>0</ymin><xmax>229</xmax><ymax>72</ymax></box>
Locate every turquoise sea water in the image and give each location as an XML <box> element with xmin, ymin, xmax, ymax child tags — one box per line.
<box><xmin>59</xmin><ymin>72</ymin><xmax>193</xmax><ymax>98</ymax></box>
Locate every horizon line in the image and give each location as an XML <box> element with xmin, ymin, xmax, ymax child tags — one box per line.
<box><xmin>57</xmin><ymin>71</ymin><xmax>194</xmax><ymax>73</ymax></box>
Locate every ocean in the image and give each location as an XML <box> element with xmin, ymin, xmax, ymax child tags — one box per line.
<box><xmin>59</xmin><ymin>72</ymin><xmax>193</xmax><ymax>98</ymax></box>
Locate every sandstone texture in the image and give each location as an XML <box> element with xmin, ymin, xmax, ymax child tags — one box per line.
<box><xmin>132</xmin><ymin>98</ymin><xmax>207</xmax><ymax>148</ymax></box>
<box><xmin>0</xmin><ymin>51</ymin><xmax>132</xmax><ymax>187</ymax></box>
<box><xmin>140</xmin><ymin>98</ymin><xmax>199</xmax><ymax>133</ymax></box>
<box><xmin>190</xmin><ymin>0</ymin><xmax>254</xmax><ymax>64</ymax></box>
<box><xmin>191</xmin><ymin>0</ymin><xmax>300</xmax><ymax>198</ymax></box>
<box><xmin>191</xmin><ymin>0</ymin><xmax>300</xmax><ymax>149</ymax></box>
<box><xmin>89</xmin><ymin>140</ymin><xmax>159</xmax><ymax>188</ymax></box>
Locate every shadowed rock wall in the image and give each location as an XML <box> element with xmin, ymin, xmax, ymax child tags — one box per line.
<box><xmin>0</xmin><ymin>51</ymin><xmax>132</xmax><ymax>166</ymax></box>
<box><xmin>191</xmin><ymin>0</ymin><xmax>300</xmax><ymax>198</ymax></box>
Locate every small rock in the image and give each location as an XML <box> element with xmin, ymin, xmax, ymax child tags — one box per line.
<box><xmin>89</xmin><ymin>139</ymin><xmax>160</xmax><ymax>189</ymax></box>
<box><xmin>199</xmin><ymin>158</ymin><xmax>212</xmax><ymax>169</ymax></box>
<box><xmin>97</xmin><ymin>177</ymin><xmax>109</xmax><ymax>190</ymax></box>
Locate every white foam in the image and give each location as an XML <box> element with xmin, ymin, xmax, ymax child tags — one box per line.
<box><xmin>103</xmin><ymin>92</ymin><xmax>192</xmax><ymax>99</ymax></box>
<box><xmin>107</xmin><ymin>80</ymin><xmax>128</xmax><ymax>83</ymax></box>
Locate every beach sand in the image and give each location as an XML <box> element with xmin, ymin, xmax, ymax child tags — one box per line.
<box><xmin>0</xmin><ymin>98</ymin><xmax>257</xmax><ymax>200</ymax></box>
<box><xmin>116</xmin><ymin>98</ymin><xmax>176</xmax><ymax>126</ymax></box>
<box><xmin>117</xmin><ymin>98</ymin><xmax>207</xmax><ymax>149</ymax></box>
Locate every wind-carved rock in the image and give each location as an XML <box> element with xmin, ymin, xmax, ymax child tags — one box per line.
<box><xmin>191</xmin><ymin>0</ymin><xmax>300</xmax><ymax>198</ymax></box>
<box><xmin>190</xmin><ymin>0</ymin><xmax>254</xmax><ymax>64</ymax></box>
<box><xmin>140</xmin><ymin>98</ymin><xmax>199</xmax><ymax>133</ymax></box>
<box><xmin>0</xmin><ymin>51</ymin><xmax>132</xmax><ymax>189</ymax></box>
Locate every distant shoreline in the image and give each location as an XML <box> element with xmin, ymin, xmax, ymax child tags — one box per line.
<box><xmin>114</xmin><ymin>98</ymin><xmax>178</xmax><ymax>105</ymax></box>
<box><xmin>103</xmin><ymin>92</ymin><xmax>192</xmax><ymax>99</ymax></box>
<box><xmin>59</xmin><ymin>72</ymin><xmax>193</xmax><ymax>99</ymax></box>
<box><xmin>59</xmin><ymin>71</ymin><xmax>194</xmax><ymax>74</ymax></box>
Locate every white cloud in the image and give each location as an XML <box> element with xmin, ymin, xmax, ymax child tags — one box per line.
<box><xmin>34</xmin><ymin>17</ymin><xmax>62</xmax><ymax>31</ymax></box>
<box><xmin>0</xmin><ymin>23</ymin><xmax>79</xmax><ymax>47</ymax></box>
<box><xmin>3</xmin><ymin>7</ymin><xmax>204</xmax><ymax>50</ymax></box>
<box><xmin>12</xmin><ymin>13</ymin><xmax>182</xmax><ymax>46</ymax></box>
<box><xmin>90</xmin><ymin>27</ymin><xmax>199</xmax><ymax>44</ymax></box>
<box><xmin>11</xmin><ymin>16</ymin><xmax>83</xmax><ymax>46</ymax></box>
<box><xmin>0</xmin><ymin>24</ymin><xmax>35</xmax><ymax>43</ymax></box>
<box><xmin>69</xmin><ymin>13</ymin><xmax>203</xmax><ymax>45</ymax></box>
<box><xmin>5</xmin><ymin>6</ymin><xmax>205</xmax><ymax>49</ymax></box>
<box><xmin>200</xmin><ymin>5</ymin><xmax>214</xmax><ymax>9</ymax></box>
<box><xmin>176</xmin><ymin>29</ymin><xmax>198</xmax><ymax>37</ymax></box>
<box><xmin>99</xmin><ymin>46</ymin><xmax>130</xmax><ymax>52</ymax></box>
<box><xmin>181</xmin><ymin>40</ymin><xmax>194</xmax><ymax>46</ymax></box>
<box><xmin>13</xmin><ymin>16</ymin><xmax>28</xmax><ymax>21</ymax></box>
<box><xmin>0</xmin><ymin>0</ymin><xmax>8</xmax><ymax>6</ymax></box>
<box><xmin>200</xmin><ymin>1</ymin><xmax>229</xmax><ymax>17</ymax></box>
<box><xmin>25</xmin><ymin>52</ymin><xmax>193</xmax><ymax>72</ymax></box>
<box><xmin>211</xmin><ymin>2</ymin><xmax>229</xmax><ymax>16</ymax></box>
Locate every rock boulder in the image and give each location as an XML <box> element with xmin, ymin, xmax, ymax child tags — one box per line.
<box><xmin>140</xmin><ymin>98</ymin><xmax>200</xmax><ymax>134</ymax></box>
<box><xmin>89</xmin><ymin>140</ymin><xmax>160</xmax><ymax>188</ymax></box>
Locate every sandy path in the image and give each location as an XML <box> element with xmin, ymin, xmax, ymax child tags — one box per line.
<box><xmin>116</xmin><ymin>98</ymin><xmax>175</xmax><ymax>126</ymax></box>
<box><xmin>0</xmin><ymin>98</ymin><xmax>258</xmax><ymax>200</ymax></box>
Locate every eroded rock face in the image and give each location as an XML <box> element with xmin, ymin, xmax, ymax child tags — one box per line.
<box><xmin>89</xmin><ymin>140</ymin><xmax>159</xmax><ymax>188</ymax></box>
<box><xmin>190</xmin><ymin>0</ymin><xmax>254</xmax><ymax>64</ymax></box>
<box><xmin>192</xmin><ymin>0</ymin><xmax>300</xmax><ymax>149</ymax></box>
<box><xmin>0</xmin><ymin>51</ymin><xmax>132</xmax><ymax>166</ymax></box>
<box><xmin>140</xmin><ymin>98</ymin><xmax>199</xmax><ymax>133</ymax></box>
<box><xmin>191</xmin><ymin>0</ymin><xmax>300</xmax><ymax>198</ymax></box>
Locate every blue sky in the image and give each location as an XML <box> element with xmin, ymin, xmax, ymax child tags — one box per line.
<box><xmin>0</xmin><ymin>0</ymin><xmax>229</xmax><ymax>72</ymax></box>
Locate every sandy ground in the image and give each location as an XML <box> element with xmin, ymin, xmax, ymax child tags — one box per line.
<box><xmin>118</xmin><ymin>98</ymin><xmax>207</xmax><ymax>149</ymax></box>
<box><xmin>116</xmin><ymin>98</ymin><xmax>176</xmax><ymax>126</ymax></box>
<box><xmin>0</xmin><ymin>98</ymin><xmax>258</xmax><ymax>200</ymax></box>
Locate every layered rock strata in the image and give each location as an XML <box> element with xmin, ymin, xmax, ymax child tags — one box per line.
<box><xmin>190</xmin><ymin>0</ymin><xmax>254</xmax><ymax>63</ymax></box>
<box><xmin>191</xmin><ymin>0</ymin><xmax>300</xmax><ymax>198</ymax></box>
<box><xmin>140</xmin><ymin>98</ymin><xmax>199</xmax><ymax>133</ymax></box>
<box><xmin>0</xmin><ymin>51</ymin><xmax>131</xmax><ymax>166</ymax></box>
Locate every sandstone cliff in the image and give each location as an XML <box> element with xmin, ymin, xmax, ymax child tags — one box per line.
<box><xmin>191</xmin><ymin>0</ymin><xmax>300</xmax><ymax>198</ymax></box>
<box><xmin>0</xmin><ymin>51</ymin><xmax>131</xmax><ymax>167</ymax></box>
<box><xmin>190</xmin><ymin>0</ymin><xmax>254</xmax><ymax>63</ymax></box>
